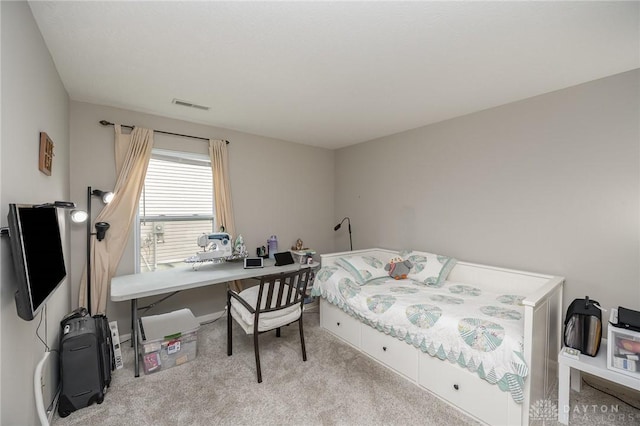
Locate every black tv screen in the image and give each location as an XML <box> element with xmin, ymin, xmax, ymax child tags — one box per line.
<box><xmin>7</xmin><ymin>204</ymin><xmax>66</xmax><ymax>321</ymax></box>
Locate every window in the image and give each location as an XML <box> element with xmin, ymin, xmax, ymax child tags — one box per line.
<box><xmin>137</xmin><ymin>149</ymin><xmax>214</xmax><ymax>272</ymax></box>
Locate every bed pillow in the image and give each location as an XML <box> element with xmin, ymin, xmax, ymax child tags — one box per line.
<box><xmin>402</xmin><ymin>250</ymin><xmax>457</xmax><ymax>286</ymax></box>
<box><xmin>334</xmin><ymin>254</ymin><xmax>387</xmax><ymax>284</ymax></box>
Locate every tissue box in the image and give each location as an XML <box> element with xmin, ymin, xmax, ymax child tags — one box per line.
<box><xmin>139</xmin><ymin>308</ymin><xmax>199</xmax><ymax>374</ymax></box>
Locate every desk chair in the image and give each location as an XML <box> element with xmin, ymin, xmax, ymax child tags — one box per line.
<box><xmin>227</xmin><ymin>268</ymin><xmax>313</xmax><ymax>383</ymax></box>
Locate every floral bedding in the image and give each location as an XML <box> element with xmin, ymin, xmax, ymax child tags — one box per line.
<box><xmin>312</xmin><ymin>264</ymin><xmax>529</xmax><ymax>403</ymax></box>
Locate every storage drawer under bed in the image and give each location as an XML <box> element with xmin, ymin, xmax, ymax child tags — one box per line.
<box><xmin>418</xmin><ymin>351</ymin><xmax>517</xmax><ymax>425</ymax></box>
<box><xmin>361</xmin><ymin>324</ymin><xmax>419</xmax><ymax>381</ymax></box>
<box><xmin>320</xmin><ymin>300</ymin><xmax>361</xmax><ymax>347</ymax></box>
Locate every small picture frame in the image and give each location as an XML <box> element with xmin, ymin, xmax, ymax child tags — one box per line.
<box><xmin>306</xmin><ymin>257</ymin><xmax>314</xmax><ymax>265</ymax></box>
<box><xmin>38</xmin><ymin>132</ymin><xmax>54</xmax><ymax>176</ymax></box>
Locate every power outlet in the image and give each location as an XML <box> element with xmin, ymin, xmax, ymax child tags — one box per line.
<box><xmin>562</xmin><ymin>347</ymin><xmax>581</xmax><ymax>359</ymax></box>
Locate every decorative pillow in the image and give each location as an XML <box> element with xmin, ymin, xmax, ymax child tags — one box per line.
<box><xmin>402</xmin><ymin>250</ymin><xmax>457</xmax><ymax>286</ymax></box>
<box><xmin>334</xmin><ymin>255</ymin><xmax>387</xmax><ymax>284</ymax></box>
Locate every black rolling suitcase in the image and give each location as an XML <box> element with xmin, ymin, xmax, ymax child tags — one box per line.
<box><xmin>58</xmin><ymin>313</ymin><xmax>113</xmax><ymax>417</ymax></box>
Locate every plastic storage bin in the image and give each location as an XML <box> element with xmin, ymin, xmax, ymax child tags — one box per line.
<box><xmin>138</xmin><ymin>308</ymin><xmax>199</xmax><ymax>374</ymax></box>
<box><xmin>291</xmin><ymin>249</ymin><xmax>316</xmax><ymax>265</ymax></box>
<box><xmin>607</xmin><ymin>308</ymin><xmax>640</xmax><ymax>378</ymax></box>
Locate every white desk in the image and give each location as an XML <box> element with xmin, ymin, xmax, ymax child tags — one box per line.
<box><xmin>111</xmin><ymin>259</ymin><xmax>319</xmax><ymax>377</ymax></box>
<box><xmin>558</xmin><ymin>341</ymin><xmax>640</xmax><ymax>424</ymax></box>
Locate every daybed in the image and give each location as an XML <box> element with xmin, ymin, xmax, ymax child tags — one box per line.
<box><xmin>311</xmin><ymin>248</ymin><xmax>564</xmax><ymax>425</ymax></box>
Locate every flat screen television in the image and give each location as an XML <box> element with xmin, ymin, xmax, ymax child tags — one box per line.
<box><xmin>6</xmin><ymin>204</ymin><xmax>67</xmax><ymax>321</ymax></box>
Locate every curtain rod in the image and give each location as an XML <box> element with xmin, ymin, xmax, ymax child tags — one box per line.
<box><xmin>99</xmin><ymin>120</ymin><xmax>229</xmax><ymax>144</ymax></box>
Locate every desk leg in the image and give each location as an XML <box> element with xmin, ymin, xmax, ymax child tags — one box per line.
<box><xmin>132</xmin><ymin>299</ymin><xmax>140</xmax><ymax>377</ymax></box>
<box><xmin>130</xmin><ymin>301</ymin><xmax>134</xmax><ymax>348</ymax></box>
<box><xmin>558</xmin><ymin>363</ymin><xmax>570</xmax><ymax>425</ymax></box>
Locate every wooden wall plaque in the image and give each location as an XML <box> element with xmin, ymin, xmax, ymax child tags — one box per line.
<box><xmin>39</xmin><ymin>132</ymin><xmax>54</xmax><ymax>176</ymax></box>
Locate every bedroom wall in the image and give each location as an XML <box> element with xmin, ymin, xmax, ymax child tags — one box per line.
<box><xmin>335</xmin><ymin>69</ymin><xmax>640</xmax><ymax>316</ymax></box>
<box><xmin>1</xmin><ymin>2</ymin><xmax>71</xmax><ymax>424</ymax></box>
<box><xmin>69</xmin><ymin>102</ymin><xmax>335</xmax><ymax>331</ymax></box>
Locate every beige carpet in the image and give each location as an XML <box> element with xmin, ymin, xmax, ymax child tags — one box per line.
<box><xmin>52</xmin><ymin>311</ymin><xmax>639</xmax><ymax>426</ymax></box>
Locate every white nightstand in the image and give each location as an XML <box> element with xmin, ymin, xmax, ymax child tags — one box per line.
<box><xmin>558</xmin><ymin>340</ymin><xmax>640</xmax><ymax>424</ymax></box>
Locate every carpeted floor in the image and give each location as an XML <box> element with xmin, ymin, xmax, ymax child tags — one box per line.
<box><xmin>52</xmin><ymin>311</ymin><xmax>639</xmax><ymax>426</ymax></box>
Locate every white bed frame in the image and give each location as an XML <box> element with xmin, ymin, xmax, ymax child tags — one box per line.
<box><xmin>319</xmin><ymin>248</ymin><xmax>564</xmax><ymax>425</ymax></box>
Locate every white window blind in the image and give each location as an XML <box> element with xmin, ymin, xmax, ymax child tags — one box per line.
<box><xmin>138</xmin><ymin>150</ymin><xmax>214</xmax><ymax>272</ymax></box>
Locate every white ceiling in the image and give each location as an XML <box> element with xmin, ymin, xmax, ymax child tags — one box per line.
<box><xmin>29</xmin><ymin>1</ymin><xmax>639</xmax><ymax>149</ymax></box>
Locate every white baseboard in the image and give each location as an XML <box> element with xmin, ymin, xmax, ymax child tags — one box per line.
<box><xmin>35</xmin><ymin>350</ymin><xmax>60</xmax><ymax>426</ymax></box>
<box><xmin>120</xmin><ymin>309</ymin><xmax>226</xmax><ymax>342</ymax></box>
<box><xmin>303</xmin><ymin>299</ymin><xmax>319</xmax><ymax>313</ymax></box>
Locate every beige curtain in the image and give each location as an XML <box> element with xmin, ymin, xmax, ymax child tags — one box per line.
<box><xmin>79</xmin><ymin>125</ymin><xmax>154</xmax><ymax>314</ymax></box>
<box><xmin>209</xmin><ymin>139</ymin><xmax>242</xmax><ymax>291</ymax></box>
<box><xmin>209</xmin><ymin>139</ymin><xmax>235</xmax><ymax>236</ymax></box>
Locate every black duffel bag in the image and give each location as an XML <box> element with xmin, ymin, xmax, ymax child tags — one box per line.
<box><xmin>563</xmin><ymin>296</ymin><xmax>602</xmax><ymax>357</ymax></box>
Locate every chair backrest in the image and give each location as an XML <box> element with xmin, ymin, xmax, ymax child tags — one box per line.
<box><xmin>254</xmin><ymin>268</ymin><xmax>313</xmax><ymax>318</ymax></box>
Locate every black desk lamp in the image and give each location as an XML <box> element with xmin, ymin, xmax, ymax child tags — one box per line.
<box><xmin>334</xmin><ymin>217</ymin><xmax>352</xmax><ymax>251</ymax></box>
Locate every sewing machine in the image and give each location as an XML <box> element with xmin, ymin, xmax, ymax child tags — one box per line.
<box><xmin>194</xmin><ymin>232</ymin><xmax>232</xmax><ymax>261</ymax></box>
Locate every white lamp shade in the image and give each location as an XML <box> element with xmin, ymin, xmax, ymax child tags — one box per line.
<box><xmin>102</xmin><ymin>192</ymin><xmax>114</xmax><ymax>204</ymax></box>
<box><xmin>70</xmin><ymin>210</ymin><xmax>88</xmax><ymax>223</ymax></box>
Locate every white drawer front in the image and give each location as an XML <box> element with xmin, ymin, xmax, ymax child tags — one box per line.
<box><xmin>418</xmin><ymin>352</ymin><xmax>512</xmax><ymax>425</ymax></box>
<box><xmin>320</xmin><ymin>300</ymin><xmax>361</xmax><ymax>347</ymax></box>
<box><xmin>361</xmin><ymin>325</ymin><xmax>418</xmax><ymax>381</ymax></box>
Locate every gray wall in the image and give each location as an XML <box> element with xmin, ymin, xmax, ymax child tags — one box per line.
<box><xmin>1</xmin><ymin>2</ymin><xmax>71</xmax><ymax>424</ymax></box>
<box><xmin>1</xmin><ymin>4</ymin><xmax>637</xmax><ymax>424</ymax></box>
<box><xmin>69</xmin><ymin>102</ymin><xmax>335</xmax><ymax>330</ymax></box>
<box><xmin>335</xmin><ymin>69</ymin><xmax>640</xmax><ymax>315</ymax></box>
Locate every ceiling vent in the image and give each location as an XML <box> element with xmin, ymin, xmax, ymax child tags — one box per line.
<box><xmin>172</xmin><ymin>98</ymin><xmax>210</xmax><ymax>111</ymax></box>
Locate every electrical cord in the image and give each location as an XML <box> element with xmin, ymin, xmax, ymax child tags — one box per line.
<box><xmin>582</xmin><ymin>377</ymin><xmax>640</xmax><ymax>411</ymax></box>
<box><xmin>35</xmin><ymin>306</ymin><xmax>50</xmax><ymax>351</ymax></box>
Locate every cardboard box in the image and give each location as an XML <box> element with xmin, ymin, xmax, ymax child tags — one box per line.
<box><xmin>109</xmin><ymin>321</ymin><xmax>124</xmax><ymax>369</ymax></box>
<box><xmin>138</xmin><ymin>308</ymin><xmax>199</xmax><ymax>374</ymax></box>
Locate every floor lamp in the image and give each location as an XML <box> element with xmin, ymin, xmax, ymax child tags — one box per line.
<box><xmin>85</xmin><ymin>186</ymin><xmax>113</xmax><ymax>315</ymax></box>
<box><xmin>334</xmin><ymin>217</ymin><xmax>353</xmax><ymax>251</ymax></box>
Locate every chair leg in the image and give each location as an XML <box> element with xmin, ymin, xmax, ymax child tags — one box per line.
<box><xmin>276</xmin><ymin>327</ymin><xmax>281</xmax><ymax>337</ymax></box>
<box><xmin>227</xmin><ymin>296</ymin><xmax>232</xmax><ymax>356</ymax></box>
<box><xmin>299</xmin><ymin>317</ymin><xmax>307</xmax><ymax>362</ymax></box>
<box><xmin>253</xmin><ymin>332</ymin><xmax>262</xmax><ymax>383</ymax></box>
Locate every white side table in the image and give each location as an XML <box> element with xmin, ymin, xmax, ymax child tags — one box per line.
<box><xmin>558</xmin><ymin>340</ymin><xmax>640</xmax><ymax>424</ymax></box>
